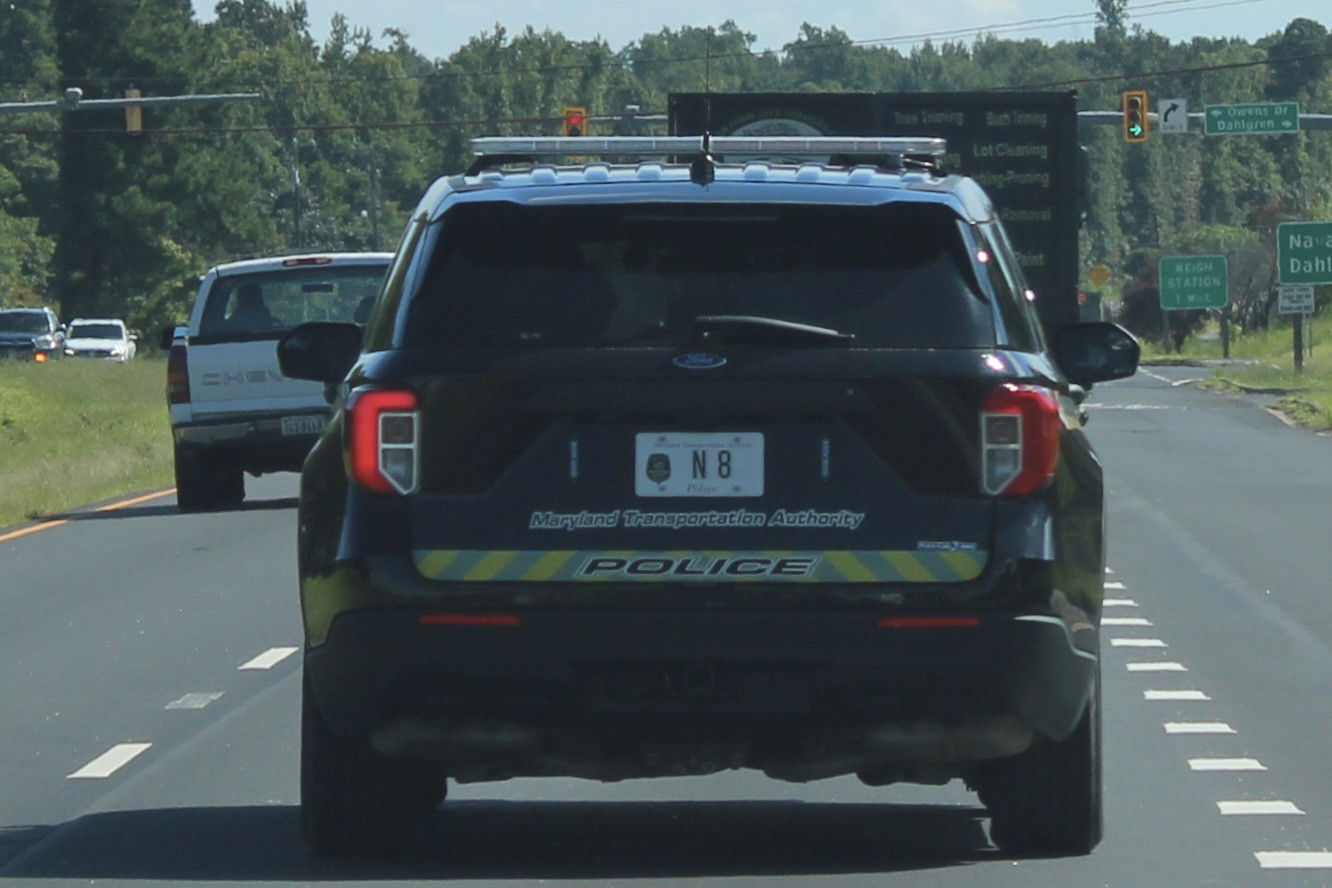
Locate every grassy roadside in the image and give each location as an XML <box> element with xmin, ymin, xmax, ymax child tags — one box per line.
<box><xmin>0</xmin><ymin>357</ymin><xmax>173</xmax><ymax>531</ymax></box>
<box><xmin>1144</xmin><ymin>323</ymin><xmax>1332</xmax><ymax>431</ymax></box>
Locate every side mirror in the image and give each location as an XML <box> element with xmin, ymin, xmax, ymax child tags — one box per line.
<box><xmin>278</xmin><ymin>321</ymin><xmax>364</xmax><ymax>384</ymax></box>
<box><xmin>158</xmin><ymin>325</ymin><xmax>185</xmax><ymax>351</ymax></box>
<box><xmin>1054</xmin><ymin>322</ymin><xmax>1140</xmax><ymax>388</ymax></box>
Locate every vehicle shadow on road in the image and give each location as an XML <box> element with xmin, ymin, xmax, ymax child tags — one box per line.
<box><xmin>38</xmin><ymin>495</ymin><xmax>298</xmax><ymax>524</ymax></box>
<box><xmin>1</xmin><ymin>800</ymin><xmax>996</xmax><ymax>880</ymax></box>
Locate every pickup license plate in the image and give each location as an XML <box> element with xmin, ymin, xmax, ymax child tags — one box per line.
<box><xmin>635</xmin><ymin>432</ymin><xmax>764</xmax><ymax>497</ymax></box>
<box><xmin>281</xmin><ymin>415</ymin><xmax>325</xmax><ymax>436</ymax></box>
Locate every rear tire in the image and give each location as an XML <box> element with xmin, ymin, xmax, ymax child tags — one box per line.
<box><xmin>300</xmin><ymin>672</ymin><xmax>446</xmax><ymax>857</ymax></box>
<box><xmin>973</xmin><ymin>669</ymin><xmax>1102</xmax><ymax>857</ymax></box>
<box><xmin>173</xmin><ymin>448</ymin><xmax>244</xmax><ymax>512</ymax></box>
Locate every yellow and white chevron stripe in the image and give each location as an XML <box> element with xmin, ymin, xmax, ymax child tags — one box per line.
<box><xmin>412</xmin><ymin>549</ymin><xmax>987</xmax><ymax>583</ymax></box>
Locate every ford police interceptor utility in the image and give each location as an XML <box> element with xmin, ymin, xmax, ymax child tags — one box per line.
<box><xmin>277</xmin><ymin>135</ymin><xmax>1140</xmax><ymax>858</ymax></box>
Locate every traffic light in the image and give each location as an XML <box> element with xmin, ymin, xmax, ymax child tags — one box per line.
<box><xmin>1122</xmin><ymin>90</ymin><xmax>1149</xmax><ymax>143</ymax></box>
<box><xmin>562</xmin><ymin>106</ymin><xmax>587</xmax><ymax>137</ymax></box>
<box><xmin>124</xmin><ymin>87</ymin><xmax>142</xmax><ymax>134</ymax></box>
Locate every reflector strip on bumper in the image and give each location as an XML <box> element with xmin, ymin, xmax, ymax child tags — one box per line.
<box><xmin>413</xmin><ymin>549</ymin><xmax>987</xmax><ymax>583</ymax></box>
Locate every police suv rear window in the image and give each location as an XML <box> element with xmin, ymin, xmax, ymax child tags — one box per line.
<box><xmin>404</xmin><ymin>202</ymin><xmax>994</xmax><ymax>349</ymax></box>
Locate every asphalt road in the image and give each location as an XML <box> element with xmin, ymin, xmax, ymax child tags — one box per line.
<box><xmin>3</xmin><ymin>365</ymin><xmax>1332</xmax><ymax>886</ymax></box>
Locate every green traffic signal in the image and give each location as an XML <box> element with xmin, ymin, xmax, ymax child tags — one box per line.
<box><xmin>1122</xmin><ymin>90</ymin><xmax>1149</xmax><ymax>143</ymax></box>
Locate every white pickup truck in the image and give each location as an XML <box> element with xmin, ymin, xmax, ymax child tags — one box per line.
<box><xmin>164</xmin><ymin>252</ymin><xmax>393</xmax><ymax>511</ymax></box>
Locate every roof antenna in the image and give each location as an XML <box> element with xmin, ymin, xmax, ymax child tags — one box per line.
<box><xmin>690</xmin><ymin>133</ymin><xmax>715</xmax><ymax>185</ymax></box>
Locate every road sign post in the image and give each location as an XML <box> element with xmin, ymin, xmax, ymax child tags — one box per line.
<box><xmin>1204</xmin><ymin>102</ymin><xmax>1300</xmax><ymax>135</ymax></box>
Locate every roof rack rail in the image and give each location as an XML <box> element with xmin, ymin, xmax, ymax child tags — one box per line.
<box><xmin>466</xmin><ymin>135</ymin><xmax>948</xmax><ymax>177</ymax></box>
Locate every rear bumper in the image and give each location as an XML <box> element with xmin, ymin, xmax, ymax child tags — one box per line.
<box><xmin>305</xmin><ymin>604</ymin><xmax>1096</xmax><ymax>773</ymax></box>
<box><xmin>173</xmin><ymin>412</ymin><xmax>326</xmax><ymax>473</ymax></box>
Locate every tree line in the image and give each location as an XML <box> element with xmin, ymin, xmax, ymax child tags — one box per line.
<box><xmin>1</xmin><ymin>0</ymin><xmax>1329</xmax><ymax>343</ymax></box>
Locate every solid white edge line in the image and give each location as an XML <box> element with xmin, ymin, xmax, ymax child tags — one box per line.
<box><xmin>1165</xmin><ymin>722</ymin><xmax>1235</xmax><ymax>734</ymax></box>
<box><xmin>239</xmin><ymin>646</ymin><xmax>300</xmax><ymax>671</ymax></box>
<box><xmin>1145</xmin><ymin>690</ymin><xmax>1210</xmax><ymax>701</ymax></box>
<box><xmin>1127</xmin><ymin>662</ymin><xmax>1188</xmax><ymax>672</ymax></box>
<box><xmin>1189</xmin><ymin>758</ymin><xmax>1266</xmax><ymax>771</ymax></box>
<box><xmin>1219</xmin><ymin>801</ymin><xmax>1304</xmax><ymax>816</ymax></box>
<box><xmin>1256</xmin><ymin>851</ymin><xmax>1332</xmax><ymax>868</ymax></box>
<box><xmin>67</xmin><ymin>742</ymin><xmax>152</xmax><ymax>779</ymax></box>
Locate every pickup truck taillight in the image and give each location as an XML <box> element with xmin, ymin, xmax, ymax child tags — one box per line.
<box><xmin>980</xmin><ymin>384</ymin><xmax>1061</xmax><ymax>496</ymax></box>
<box><xmin>166</xmin><ymin>344</ymin><xmax>190</xmax><ymax>405</ymax></box>
<box><xmin>346</xmin><ymin>389</ymin><xmax>419</xmax><ymax>494</ymax></box>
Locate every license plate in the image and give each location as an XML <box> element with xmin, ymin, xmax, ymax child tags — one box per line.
<box><xmin>635</xmin><ymin>432</ymin><xmax>764</xmax><ymax>497</ymax></box>
<box><xmin>281</xmin><ymin>414</ymin><xmax>325</xmax><ymax>436</ymax></box>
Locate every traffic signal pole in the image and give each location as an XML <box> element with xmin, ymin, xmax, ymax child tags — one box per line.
<box><xmin>0</xmin><ymin>87</ymin><xmax>261</xmax><ymax>118</ymax></box>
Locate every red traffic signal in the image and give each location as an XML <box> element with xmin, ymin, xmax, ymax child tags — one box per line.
<box><xmin>1122</xmin><ymin>90</ymin><xmax>1149</xmax><ymax>143</ymax></box>
<box><xmin>562</xmin><ymin>106</ymin><xmax>587</xmax><ymax>137</ymax></box>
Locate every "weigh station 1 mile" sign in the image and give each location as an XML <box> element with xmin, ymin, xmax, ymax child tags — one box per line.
<box><xmin>1159</xmin><ymin>255</ymin><xmax>1229</xmax><ymax>309</ymax></box>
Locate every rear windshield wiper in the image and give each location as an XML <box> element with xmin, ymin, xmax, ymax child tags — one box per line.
<box><xmin>690</xmin><ymin>315</ymin><xmax>855</xmax><ymax>346</ymax></box>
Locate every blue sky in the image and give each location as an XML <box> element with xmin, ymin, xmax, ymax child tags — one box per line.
<box><xmin>190</xmin><ymin>0</ymin><xmax>1326</xmax><ymax>59</ymax></box>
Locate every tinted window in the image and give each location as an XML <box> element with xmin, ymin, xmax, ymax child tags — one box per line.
<box><xmin>404</xmin><ymin>202</ymin><xmax>994</xmax><ymax>349</ymax></box>
<box><xmin>0</xmin><ymin>311</ymin><xmax>51</xmax><ymax>334</ymax></box>
<box><xmin>69</xmin><ymin>323</ymin><xmax>125</xmax><ymax>340</ymax></box>
<box><xmin>197</xmin><ymin>265</ymin><xmax>387</xmax><ymax>341</ymax></box>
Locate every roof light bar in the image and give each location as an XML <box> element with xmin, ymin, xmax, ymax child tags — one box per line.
<box><xmin>470</xmin><ymin>135</ymin><xmax>947</xmax><ymax>160</ymax></box>
<box><xmin>472</xmin><ymin>136</ymin><xmax>702</xmax><ymax>156</ymax></box>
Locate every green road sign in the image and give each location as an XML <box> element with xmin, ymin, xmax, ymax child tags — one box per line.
<box><xmin>1278</xmin><ymin>221</ymin><xmax>1332</xmax><ymax>285</ymax></box>
<box><xmin>1159</xmin><ymin>255</ymin><xmax>1228</xmax><ymax>309</ymax></box>
<box><xmin>1204</xmin><ymin>102</ymin><xmax>1300</xmax><ymax>135</ymax></box>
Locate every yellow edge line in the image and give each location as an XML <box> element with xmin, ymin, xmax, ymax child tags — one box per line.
<box><xmin>0</xmin><ymin>488</ymin><xmax>176</xmax><ymax>544</ymax></box>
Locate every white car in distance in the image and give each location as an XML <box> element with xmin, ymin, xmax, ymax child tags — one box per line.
<box><xmin>64</xmin><ymin>318</ymin><xmax>137</xmax><ymax>362</ymax></box>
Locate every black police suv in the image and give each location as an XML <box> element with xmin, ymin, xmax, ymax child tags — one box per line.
<box><xmin>279</xmin><ymin>135</ymin><xmax>1140</xmax><ymax>858</ymax></box>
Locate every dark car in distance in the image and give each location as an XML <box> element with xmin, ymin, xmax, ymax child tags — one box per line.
<box><xmin>0</xmin><ymin>307</ymin><xmax>65</xmax><ymax>362</ymax></box>
<box><xmin>278</xmin><ymin>135</ymin><xmax>1140</xmax><ymax>858</ymax></box>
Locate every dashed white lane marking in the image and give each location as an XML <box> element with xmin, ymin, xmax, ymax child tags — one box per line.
<box><xmin>67</xmin><ymin>742</ymin><xmax>152</xmax><ymax>779</ymax></box>
<box><xmin>166</xmin><ymin>691</ymin><xmax>225</xmax><ymax>710</ymax></box>
<box><xmin>1166</xmin><ymin>722</ymin><xmax>1236</xmax><ymax>734</ymax></box>
<box><xmin>1111</xmin><ymin>637</ymin><xmax>1168</xmax><ymax>648</ymax></box>
<box><xmin>1104</xmin><ymin>616</ymin><xmax>1153</xmax><ymax>626</ymax></box>
<box><xmin>1190</xmin><ymin>758</ymin><xmax>1266</xmax><ymax>771</ymax></box>
<box><xmin>1127</xmin><ymin>661</ymin><xmax>1188</xmax><ymax>672</ymax></box>
<box><xmin>1104</xmin><ymin>598</ymin><xmax>1138</xmax><ymax>607</ymax></box>
<box><xmin>1219</xmin><ymin>801</ymin><xmax>1304</xmax><ymax>816</ymax></box>
<box><xmin>1255</xmin><ymin>851</ymin><xmax>1332</xmax><ymax>869</ymax></box>
<box><xmin>1145</xmin><ymin>689</ymin><xmax>1210</xmax><ymax>701</ymax></box>
<box><xmin>1104</xmin><ymin>580</ymin><xmax>1127</xmax><ymax>590</ymax></box>
<box><xmin>239</xmin><ymin>646</ymin><xmax>299</xmax><ymax>671</ymax></box>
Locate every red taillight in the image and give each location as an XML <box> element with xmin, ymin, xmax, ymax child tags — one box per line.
<box><xmin>166</xmin><ymin>345</ymin><xmax>190</xmax><ymax>405</ymax></box>
<box><xmin>981</xmin><ymin>384</ymin><xmax>1061</xmax><ymax>496</ymax></box>
<box><xmin>346</xmin><ymin>389</ymin><xmax>419</xmax><ymax>494</ymax></box>
<box><xmin>420</xmin><ymin>614</ymin><xmax>521</xmax><ymax>627</ymax></box>
<box><xmin>877</xmin><ymin>616</ymin><xmax>981</xmax><ymax>629</ymax></box>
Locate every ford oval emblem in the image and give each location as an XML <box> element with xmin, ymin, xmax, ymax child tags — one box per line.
<box><xmin>672</xmin><ymin>352</ymin><xmax>728</xmax><ymax>370</ymax></box>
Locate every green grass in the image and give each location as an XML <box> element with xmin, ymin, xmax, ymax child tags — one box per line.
<box><xmin>0</xmin><ymin>357</ymin><xmax>173</xmax><ymax>530</ymax></box>
<box><xmin>1145</xmin><ymin>323</ymin><xmax>1332</xmax><ymax>431</ymax></box>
